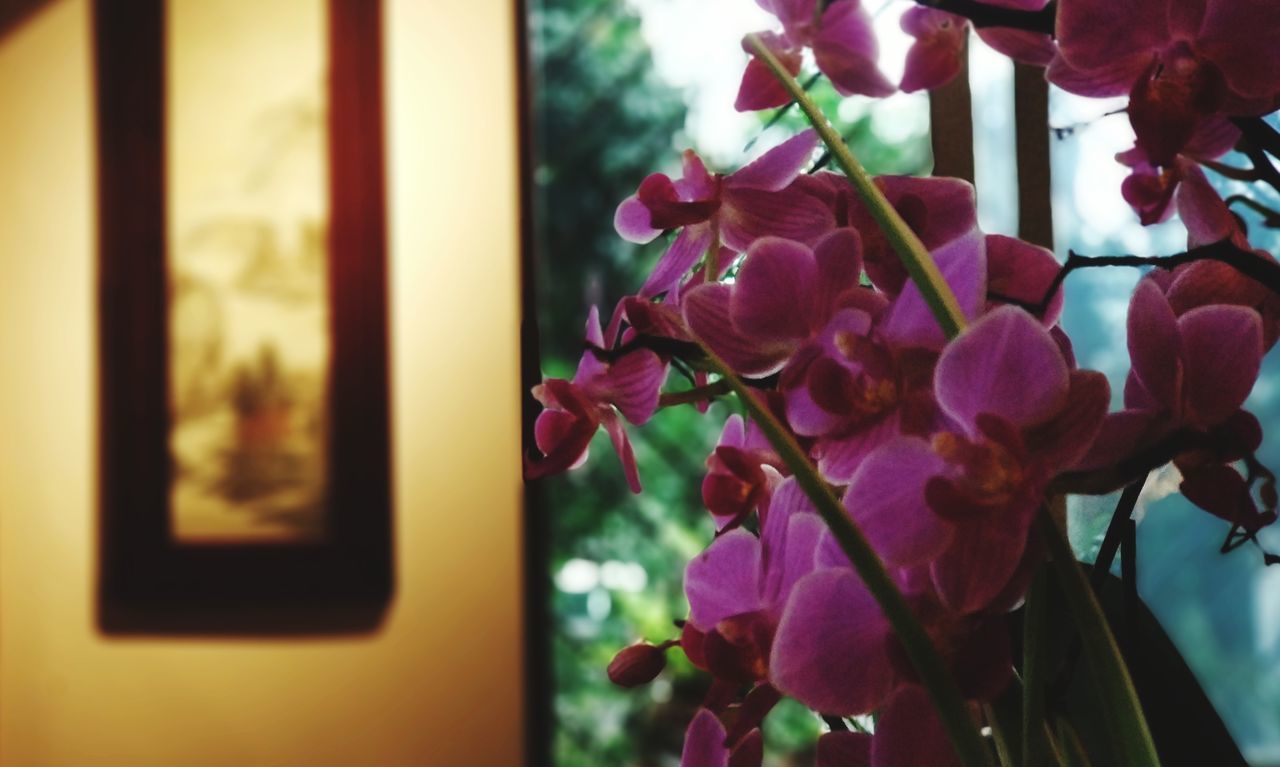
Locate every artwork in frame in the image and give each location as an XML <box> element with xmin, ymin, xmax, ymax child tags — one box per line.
<box><xmin>95</xmin><ymin>0</ymin><xmax>391</xmax><ymax>632</ymax></box>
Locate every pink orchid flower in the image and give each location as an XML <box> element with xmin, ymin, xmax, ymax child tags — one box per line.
<box><xmin>1116</xmin><ymin>116</ymin><xmax>1243</xmax><ymax>238</ymax></box>
<box><xmin>815</xmin><ymin>685</ymin><xmax>965</xmax><ymax>767</ymax></box>
<box><xmin>680</xmin><ymin>708</ymin><xmax>762</xmax><ymax>767</ymax></box>
<box><xmin>768</xmin><ymin>532</ymin><xmax>1014</xmax><ymax>715</ymax></box>
<box><xmin>681</xmin><ymin>228</ymin><xmax>872</xmax><ymax>374</ymax></box>
<box><xmin>737</xmin><ymin>0</ymin><xmax>895</xmax><ymax>112</ymax></box>
<box><xmin>614</xmin><ymin>131</ymin><xmax>833</xmax><ymax>298</ymax></box>
<box><xmin>526</xmin><ymin>307</ymin><xmax>667</xmax><ymax>492</ymax></box>
<box><xmin>900</xmin><ymin>7</ymin><xmax>969</xmax><ymax>93</ymax></box>
<box><xmin>900</xmin><ymin>1</ymin><xmax>1056</xmax><ymax>93</ymax></box>
<box><xmin>702</xmin><ymin>414</ymin><xmax>784</xmax><ymax>530</ymax></box>
<box><xmin>683</xmin><ymin>478</ymin><xmax>828</xmax><ymax>686</ymax></box>
<box><xmin>1053</xmin><ymin>0</ymin><xmax>1280</xmax><ymax>166</ymax></box>
<box><xmin>920</xmin><ymin>307</ymin><xmax>1109</xmax><ymax>612</ymax></box>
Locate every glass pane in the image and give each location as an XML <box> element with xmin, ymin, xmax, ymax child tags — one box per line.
<box><xmin>166</xmin><ymin>0</ymin><xmax>329</xmax><ymax>543</ymax></box>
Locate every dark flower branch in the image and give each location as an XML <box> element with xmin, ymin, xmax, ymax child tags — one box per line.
<box><xmin>1029</xmin><ymin>240</ymin><xmax>1280</xmax><ymax>318</ymax></box>
<box><xmin>915</xmin><ymin>0</ymin><xmax>1057</xmax><ymax>36</ymax></box>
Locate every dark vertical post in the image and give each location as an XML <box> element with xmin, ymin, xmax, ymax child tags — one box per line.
<box><xmin>94</xmin><ymin>0</ymin><xmax>169</xmax><ymax>601</ymax></box>
<box><xmin>516</xmin><ymin>0</ymin><xmax>552</xmax><ymax>764</ymax></box>
<box><xmin>928</xmin><ymin>35</ymin><xmax>975</xmax><ymax>184</ymax></box>
<box><xmin>327</xmin><ymin>0</ymin><xmax>393</xmax><ymax>597</ymax></box>
<box><xmin>1014</xmin><ymin>62</ymin><xmax>1054</xmax><ymax>249</ymax></box>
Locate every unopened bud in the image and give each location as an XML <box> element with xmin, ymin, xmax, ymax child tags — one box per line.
<box><xmin>607</xmin><ymin>642</ymin><xmax>669</xmax><ymax>688</ymax></box>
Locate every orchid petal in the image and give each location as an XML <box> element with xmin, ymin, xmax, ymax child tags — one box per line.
<box><xmin>640</xmin><ymin>226</ymin><xmax>714</xmax><ymax>298</ymax></box>
<box><xmin>770</xmin><ymin>568</ymin><xmax>896</xmax><ymax>715</ymax></box>
<box><xmin>1126</xmin><ymin>279</ymin><xmax>1182</xmax><ymax>411</ymax></box>
<box><xmin>684</xmin><ymin>284</ymin><xmax>792</xmax><ymax>376</ymax></box>
<box><xmin>985</xmin><ymin>233</ymin><xmax>1064</xmax><ymax>326</ymax></box>
<box><xmin>720</xmin><ymin>186</ymin><xmax>837</xmax><ymax>252</ymax></box>
<box><xmin>930</xmin><ymin>496</ymin><xmax>1037</xmax><ymax>613</ymax></box>
<box><xmin>1179</xmin><ymin>304</ymin><xmax>1263</xmax><ymax>429</ymax></box>
<box><xmin>601</xmin><ymin>349</ymin><xmax>667</xmax><ymax>425</ymax></box>
<box><xmin>812</xmin><ymin>228</ymin><xmax>866</xmax><ymax>319</ymax></box>
<box><xmin>871</xmin><ymin>685</ymin><xmax>963</xmax><ymax>767</ymax></box>
<box><xmin>1046</xmin><ymin>51</ymin><xmax>1150</xmax><ymax>98</ymax></box>
<box><xmin>975</xmin><ymin>27</ymin><xmax>1055</xmax><ymax>66</ymax></box>
<box><xmin>1175</xmin><ymin>160</ymin><xmax>1243</xmax><ymax>247</ymax></box>
<box><xmin>854</xmin><ymin>176</ymin><xmax>978</xmax><ymax>295</ymax></box>
<box><xmin>846</xmin><ymin>438</ymin><xmax>954</xmax><ymax>567</ymax></box>
<box><xmin>600</xmin><ymin>409</ymin><xmax>643</xmax><ymax>493</ymax></box>
<box><xmin>815</xmin><ymin>413</ymin><xmax>902</xmax><ymax>484</ymax></box>
<box><xmin>813</xmin><ymin>1</ymin><xmax>896</xmax><ymax>98</ymax></box>
<box><xmin>881</xmin><ymin>230</ymin><xmax>987</xmax><ymax>352</ymax></box>
<box><xmin>730</xmin><ymin>130</ymin><xmax>819</xmax><ymax>191</ymax></box>
<box><xmin>681</xmin><ymin>709</ymin><xmax>730</xmax><ymax>767</ymax></box>
<box><xmin>936</xmin><ymin>306</ymin><xmax>1070</xmax><ymax>432</ymax></box>
<box><xmin>1056</xmin><ymin>0</ymin><xmax>1169</xmax><ymax>73</ymax></box>
<box><xmin>615</xmin><ymin>194</ymin><xmax>662</xmax><ymax>244</ymax></box>
<box><xmin>899</xmin><ymin>8</ymin><xmax>967</xmax><ymax>94</ymax></box>
<box><xmin>1024</xmin><ymin>370</ymin><xmax>1112</xmax><ymax>470</ymax></box>
<box><xmin>736</xmin><ymin>39</ymin><xmax>799</xmax><ymax>112</ymax></box>
<box><xmin>1196</xmin><ymin>0</ymin><xmax>1280</xmax><ymax>98</ymax></box>
<box><xmin>685</xmin><ymin>529</ymin><xmax>763</xmax><ymax>631</ymax></box>
<box><xmin>731</xmin><ymin>237</ymin><xmax>819</xmax><ymax>342</ymax></box>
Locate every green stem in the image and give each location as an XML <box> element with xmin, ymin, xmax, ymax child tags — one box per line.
<box><xmin>744</xmin><ymin>33</ymin><xmax>968</xmax><ymax>339</ymax></box>
<box><xmin>1040</xmin><ymin>513</ymin><xmax>1161</xmax><ymax>766</ymax></box>
<box><xmin>658</xmin><ymin>380</ymin><xmax>731</xmax><ymax>408</ymax></box>
<box><xmin>1055</xmin><ymin>718</ymin><xmax>1095</xmax><ymax>767</ymax></box>
<box><xmin>1022</xmin><ymin>568</ymin><xmax>1051</xmax><ymax>767</ymax></box>
<box><xmin>691</xmin><ymin>341</ymin><xmax>994</xmax><ymax>767</ymax></box>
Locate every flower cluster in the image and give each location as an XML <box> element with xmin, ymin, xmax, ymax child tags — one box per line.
<box><xmin>526</xmin><ymin>1</ymin><xmax>1280</xmax><ymax>764</ymax></box>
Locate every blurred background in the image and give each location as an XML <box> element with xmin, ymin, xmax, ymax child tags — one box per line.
<box><xmin>522</xmin><ymin>1</ymin><xmax>1280</xmax><ymax>765</ymax></box>
<box><xmin>0</xmin><ymin>1</ymin><xmax>524</xmax><ymax>764</ymax></box>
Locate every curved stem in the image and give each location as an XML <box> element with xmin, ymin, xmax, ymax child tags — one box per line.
<box><xmin>693</xmin><ymin>341</ymin><xmax>994</xmax><ymax>767</ymax></box>
<box><xmin>745</xmin><ymin>33</ymin><xmax>969</xmax><ymax>340</ymax></box>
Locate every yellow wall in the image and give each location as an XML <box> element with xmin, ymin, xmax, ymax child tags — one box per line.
<box><xmin>0</xmin><ymin>1</ymin><xmax>526</xmax><ymax>764</ymax></box>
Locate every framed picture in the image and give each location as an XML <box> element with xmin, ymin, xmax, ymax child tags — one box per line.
<box><xmin>94</xmin><ymin>0</ymin><xmax>391</xmax><ymax>632</ymax></box>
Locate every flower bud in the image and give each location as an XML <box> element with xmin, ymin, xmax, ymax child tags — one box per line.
<box><xmin>607</xmin><ymin>642</ymin><xmax>668</xmax><ymax>688</ymax></box>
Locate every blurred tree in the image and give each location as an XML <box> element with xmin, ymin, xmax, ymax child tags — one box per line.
<box><xmin>528</xmin><ymin>0</ymin><xmax>685</xmax><ymax>367</ymax></box>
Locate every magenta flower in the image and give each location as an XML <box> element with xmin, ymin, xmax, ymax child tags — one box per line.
<box><xmin>984</xmin><ymin>233</ymin><xmax>1066</xmax><ymax>325</ymax></box>
<box><xmin>614</xmin><ymin>131</ymin><xmax>833</xmax><ymax>298</ymax></box>
<box><xmin>800</xmin><ymin>173</ymin><xmax>980</xmax><ymax>297</ymax></box>
<box><xmin>680</xmin><ymin>708</ymin><xmax>762</xmax><ymax>767</ymax></box>
<box><xmin>900</xmin><ymin>2</ymin><xmax>1056</xmax><ymax>93</ymax></box>
<box><xmin>973</xmin><ymin>0</ymin><xmax>1056</xmax><ymax>67</ymax></box>
<box><xmin>769</xmin><ymin>545</ymin><xmax>1014</xmax><ymax>714</ymax></box>
<box><xmin>924</xmin><ymin>307</ymin><xmax>1109</xmax><ymax>612</ymax></box>
<box><xmin>781</xmin><ymin>305</ymin><xmax>955</xmax><ymax>483</ymax></box>
<box><xmin>900</xmin><ymin>7</ymin><xmax>969</xmax><ymax>93</ymax></box>
<box><xmin>737</xmin><ymin>0</ymin><xmax>895</xmax><ymax>111</ymax></box>
<box><xmin>525</xmin><ymin>307</ymin><xmax>667</xmax><ymax>492</ymax></box>
<box><xmin>1115</xmin><ymin>116</ymin><xmax>1242</xmax><ymax>237</ymax></box>
<box><xmin>684</xmin><ymin>478</ymin><xmax>827</xmax><ymax>685</ymax></box>
<box><xmin>1124</xmin><ymin>279</ymin><xmax>1262</xmax><ymax>432</ymax></box>
<box><xmin>1053</xmin><ymin>0</ymin><xmax>1280</xmax><ymax>165</ymax></box>
<box><xmin>768</xmin><ymin>566</ymin><xmax>899</xmax><ymax>715</ymax></box>
<box><xmin>815</xmin><ymin>685</ymin><xmax>964</xmax><ymax>767</ymax></box>
<box><xmin>1155</xmin><ymin>252</ymin><xmax>1280</xmax><ymax>350</ymax></box>
<box><xmin>702</xmin><ymin>414</ymin><xmax>783</xmax><ymax>530</ymax></box>
<box><xmin>683</xmin><ymin>228</ymin><xmax>866</xmax><ymax>376</ymax></box>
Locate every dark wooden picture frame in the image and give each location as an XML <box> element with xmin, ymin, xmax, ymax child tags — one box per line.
<box><xmin>94</xmin><ymin>0</ymin><xmax>392</xmax><ymax>633</ymax></box>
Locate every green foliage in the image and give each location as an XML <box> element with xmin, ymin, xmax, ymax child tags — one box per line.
<box><xmin>528</xmin><ymin>0</ymin><xmax>685</xmax><ymax>365</ymax></box>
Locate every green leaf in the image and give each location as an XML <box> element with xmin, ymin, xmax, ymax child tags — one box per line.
<box><xmin>1041</xmin><ymin>515</ymin><xmax>1161</xmax><ymax>767</ymax></box>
